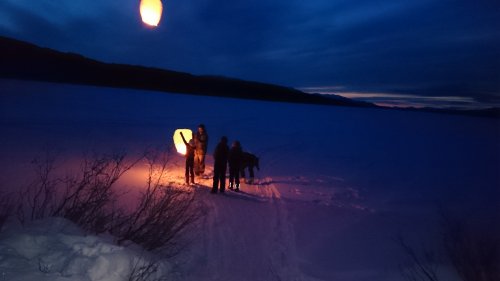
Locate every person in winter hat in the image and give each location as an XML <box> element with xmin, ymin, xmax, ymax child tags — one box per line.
<box><xmin>194</xmin><ymin>124</ymin><xmax>208</xmax><ymax>176</ymax></box>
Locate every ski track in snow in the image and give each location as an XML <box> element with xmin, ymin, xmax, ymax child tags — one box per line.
<box><xmin>187</xmin><ymin>173</ymin><xmax>358</xmax><ymax>281</ymax></box>
<box><xmin>179</xmin><ymin>174</ymin><xmax>303</xmax><ymax>281</ymax></box>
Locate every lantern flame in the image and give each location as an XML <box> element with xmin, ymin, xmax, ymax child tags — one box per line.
<box><xmin>173</xmin><ymin>129</ymin><xmax>193</xmax><ymax>155</ymax></box>
<box><xmin>140</xmin><ymin>0</ymin><xmax>163</xmax><ymax>27</ymax></box>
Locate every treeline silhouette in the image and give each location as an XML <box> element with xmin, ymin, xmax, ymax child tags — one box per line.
<box><xmin>2</xmin><ymin>35</ymin><xmax>498</xmax><ymax>118</ymax></box>
<box><xmin>0</xmin><ymin>36</ymin><xmax>372</xmax><ymax>107</ymax></box>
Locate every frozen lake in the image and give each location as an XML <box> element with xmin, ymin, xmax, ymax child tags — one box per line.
<box><xmin>1</xmin><ymin>79</ymin><xmax>499</xmax><ymax>280</ymax></box>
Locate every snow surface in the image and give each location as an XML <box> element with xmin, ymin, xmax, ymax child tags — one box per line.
<box><xmin>0</xmin><ymin>217</ymin><xmax>172</xmax><ymax>281</ymax></box>
<box><xmin>1</xmin><ymin>79</ymin><xmax>499</xmax><ymax>280</ymax></box>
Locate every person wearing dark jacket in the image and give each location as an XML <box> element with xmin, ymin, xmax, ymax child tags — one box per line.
<box><xmin>228</xmin><ymin>141</ymin><xmax>243</xmax><ymax>191</ymax></box>
<box><xmin>212</xmin><ymin>136</ymin><xmax>229</xmax><ymax>193</ymax></box>
<box><xmin>180</xmin><ymin>132</ymin><xmax>196</xmax><ymax>185</ymax></box>
<box><xmin>194</xmin><ymin>124</ymin><xmax>209</xmax><ymax>176</ymax></box>
<box><xmin>240</xmin><ymin>152</ymin><xmax>259</xmax><ymax>184</ymax></box>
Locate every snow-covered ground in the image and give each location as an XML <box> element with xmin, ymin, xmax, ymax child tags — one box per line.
<box><xmin>1</xmin><ymin>79</ymin><xmax>499</xmax><ymax>280</ymax></box>
<box><xmin>0</xmin><ymin>217</ymin><xmax>173</xmax><ymax>281</ymax></box>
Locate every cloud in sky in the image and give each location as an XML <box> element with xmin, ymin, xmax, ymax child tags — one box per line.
<box><xmin>300</xmin><ymin>86</ymin><xmax>494</xmax><ymax>109</ymax></box>
<box><xmin>0</xmin><ymin>0</ymin><xmax>499</xmax><ymax>108</ymax></box>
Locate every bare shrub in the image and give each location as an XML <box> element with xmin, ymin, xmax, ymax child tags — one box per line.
<box><xmin>128</xmin><ymin>256</ymin><xmax>168</xmax><ymax>281</ymax></box>
<box><xmin>13</xmin><ymin>148</ymin><xmax>203</xmax><ymax>257</ymax></box>
<box><xmin>398</xmin><ymin>210</ymin><xmax>500</xmax><ymax>281</ymax></box>
<box><xmin>0</xmin><ymin>192</ymin><xmax>14</xmax><ymax>231</ymax></box>
<box><xmin>16</xmin><ymin>153</ymin><xmax>58</xmax><ymax>223</ymax></box>
<box><xmin>15</xmin><ymin>152</ymin><xmax>141</xmax><ymax>233</ymax></box>
<box><xmin>112</xmin><ymin>150</ymin><xmax>202</xmax><ymax>254</ymax></box>
<box><xmin>397</xmin><ymin>236</ymin><xmax>440</xmax><ymax>281</ymax></box>
<box><xmin>441</xmin><ymin>213</ymin><xmax>499</xmax><ymax>281</ymax></box>
<box><xmin>51</xmin><ymin>152</ymin><xmax>141</xmax><ymax>233</ymax></box>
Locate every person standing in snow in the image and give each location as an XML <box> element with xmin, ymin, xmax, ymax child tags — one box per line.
<box><xmin>194</xmin><ymin>124</ymin><xmax>208</xmax><ymax>177</ymax></box>
<box><xmin>180</xmin><ymin>132</ymin><xmax>196</xmax><ymax>185</ymax></box>
<box><xmin>240</xmin><ymin>152</ymin><xmax>259</xmax><ymax>184</ymax></box>
<box><xmin>228</xmin><ymin>141</ymin><xmax>243</xmax><ymax>191</ymax></box>
<box><xmin>212</xmin><ymin>136</ymin><xmax>229</xmax><ymax>193</ymax></box>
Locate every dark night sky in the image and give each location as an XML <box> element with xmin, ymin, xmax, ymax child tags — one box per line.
<box><xmin>1</xmin><ymin>0</ymin><xmax>499</xmax><ymax>108</ymax></box>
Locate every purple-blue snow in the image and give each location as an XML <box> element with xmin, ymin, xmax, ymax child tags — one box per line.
<box><xmin>1</xmin><ymin>79</ymin><xmax>499</xmax><ymax>281</ymax></box>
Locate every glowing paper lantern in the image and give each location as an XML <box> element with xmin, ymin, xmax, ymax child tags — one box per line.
<box><xmin>173</xmin><ymin>129</ymin><xmax>193</xmax><ymax>155</ymax></box>
<box><xmin>140</xmin><ymin>0</ymin><xmax>163</xmax><ymax>27</ymax></box>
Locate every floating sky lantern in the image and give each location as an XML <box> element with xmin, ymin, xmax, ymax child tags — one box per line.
<box><xmin>173</xmin><ymin>129</ymin><xmax>193</xmax><ymax>155</ymax></box>
<box><xmin>140</xmin><ymin>0</ymin><xmax>163</xmax><ymax>27</ymax></box>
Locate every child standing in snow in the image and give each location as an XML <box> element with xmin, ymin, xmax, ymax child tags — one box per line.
<box><xmin>228</xmin><ymin>141</ymin><xmax>243</xmax><ymax>191</ymax></box>
<box><xmin>180</xmin><ymin>132</ymin><xmax>196</xmax><ymax>185</ymax></box>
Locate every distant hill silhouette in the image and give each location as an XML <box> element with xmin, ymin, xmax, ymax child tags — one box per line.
<box><xmin>0</xmin><ymin>36</ymin><xmax>372</xmax><ymax>108</ymax></box>
<box><xmin>1</xmin><ymin>36</ymin><xmax>498</xmax><ymax>118</ymax></box>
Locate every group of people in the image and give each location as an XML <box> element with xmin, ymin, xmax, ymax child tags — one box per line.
<box><xmin>213</xmin><ymin>136</ymin><xmax>244</xmax><ymax>193</ymax></box>
<box><xmin>179</xmin><ymin>124</ymin><xmax>247</xmax><ymax>193</ymax></box>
